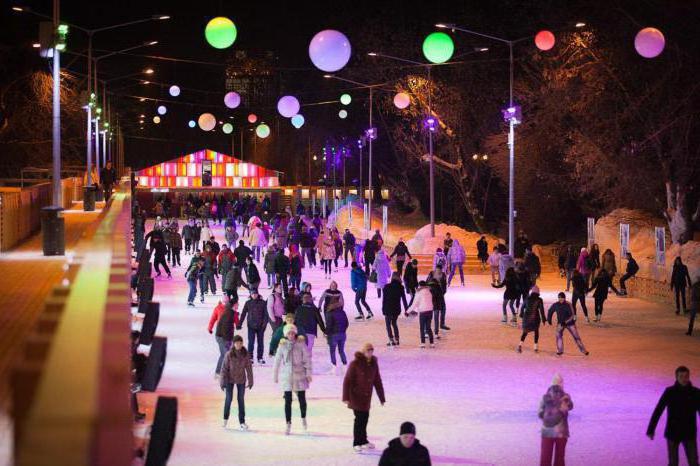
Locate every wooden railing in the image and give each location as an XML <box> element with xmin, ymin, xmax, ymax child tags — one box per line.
<box><xmin>12</xmin><ymin>184</ymin><xmax>133</xmax><ymax>466</ymax></box>
<box><xmin>0</xmin><ymin>177</ymin><xmax>84</xmax><ymax>252</ymax></box>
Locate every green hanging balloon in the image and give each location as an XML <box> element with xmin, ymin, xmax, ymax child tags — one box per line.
<box><xmin>422</xmin><ymin>32</ymin><xmax>454</xmax><ymax>64</ymax></box>
<box><xmin>340</xmin><ymin>94</ymin><xmax>352</xmax><ymax>105</ymax></box>
<box><xmin>205</xmin><ymin>17</ymin><xmax>237</xmax><ymax>49</ymax></box>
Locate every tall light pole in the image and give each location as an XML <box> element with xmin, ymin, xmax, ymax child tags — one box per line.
<box><xmin>436</xmin><ymin>23</ymin><xmax>523</xmax><ymax>255</ymax></box>
<box><xmin>323</xmin><ymin>75</ymin><xmax>389</xmax><ymax>236</ymax></box>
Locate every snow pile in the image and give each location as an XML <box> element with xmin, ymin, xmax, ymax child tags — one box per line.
<box><xmin>406</xmin><ymin>223</ymin><xmax>502</xmax><ymax>255</ymax></box>
<box><xmin>594</xmin><ymin>208</ymin><xmax>700</xmax><ymax>283</ymax></box>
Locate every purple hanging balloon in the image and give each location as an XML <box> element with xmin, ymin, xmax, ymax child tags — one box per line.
<box><xmin>277</xmin><ymin>95</ymin><xmax>300</xmax><ymax>118</ymax></box>
<box><xmin>308</xmin><ymin>29</ymin><xmax>352</xmax><ymax>72</ymax></box>
<box><xmin>224</xmin><ymin>91</ymin><xmax>241</xmax><ymax>109</ymax></box>
<box><xmin>635</xmin><ymin>27</ymin><xmax>665</xmax><ymax>58</ymax></box>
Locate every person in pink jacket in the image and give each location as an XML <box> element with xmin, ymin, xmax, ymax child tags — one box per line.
<box><xmin>576</xmin><ymin>248</ymin><xmax>592</xmax><ymax>284</ymax></box>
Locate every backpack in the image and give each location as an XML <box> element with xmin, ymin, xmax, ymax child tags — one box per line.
<box><xmin>542</xmin><ymin>394</ymin><xmax>564</xmax><ymax>428</ymax></box>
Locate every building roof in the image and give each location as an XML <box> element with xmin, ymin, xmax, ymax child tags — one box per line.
<box><xmin>135</xmin><ymin>149</ymin><xmax>280</xmax><ymax>189</ymax></box>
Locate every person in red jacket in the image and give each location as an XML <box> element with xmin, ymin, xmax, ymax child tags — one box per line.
<box><xmin>208</xmin><ymin>296</ymin><xmax>239</xmax><ymax>377</ymax></box>
<box><xmin>342</xmin><ymin>342</ymin><xmax>386</xmax><ymax>452</ymax></box>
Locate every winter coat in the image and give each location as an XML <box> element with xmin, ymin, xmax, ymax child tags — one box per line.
<box><xmin>403</xmin><ymin>262</ymin><xmax>418</xmax><ymax>290</ymax></box>
<box><xmin>524</xmin><ymin>252</ymin><xmax>541</xmax><ymax>277</ymax></box>
<box><xmin>273</xmin><ymin>338</ymin><xmax>312</xmax><ymax>392</ymax></box>
<box><xmin>200</xmin><ymin>226</ymin><xmax>212</xmax><ymax>242</ymax></box>
<box><xmin>671</xmin><ymin>264</ymin><xmax>692</xmax><ymax>290</ymax></box>
<box><xmin>224</xmin><ymin>228</ymin><xmax>239</xmax><ymax>245</ymax></box>
<box><xmin>538</xmin><ymin>384</ymin><xmax>573</xmax><ymax>438</ymax></box>
<box><xmin>267</xmin><ymin>292</ymin><xmax>286</xmax><ymax>322</ymax></box>
<box><xmin>602</xmin><ymin>250</ymin><xmax>617</xmax><ymax>276</ymax></box>
<box><xmin>343</xmin><ymin>231</ymin><xmax>356</xmax><ymax>248</ymax></box>
<box><xmin>300</xmin><ymin>231</ymin><xmax>315</xmax><ymax>248</ymax></box>
<box><xmin>217</xmin><ymin>250</ymin><xmax>236</xmax><ymax>276</ymax></box>
<box><xmin>319</xmin><ymin>235</ymin><xmax>335</xmax><ymax>261</ymax></box>
<box><xmin>406</xmin><ymin>286</ymin><xmax>433</xmax><ymax>314</ymax></box>
<box><xmin>572</xmin><ymin>274</ymin><xmax>588</xmax><ymax>295</ymax></box>
<box><xmin>351</xmin><ymin>268</ymin><xmax>368</xmax><ymax>292</ymax></box>
<box><xmin>493</xmin><ymin>274</ymin><xmax>520</xmax><ymax>300</ymax></box>
<box><xmin>565</xmin><ymin>250</ymin><xmax>578</xmax><ymax>271</ymax></box>
<box><xmin>364</xmin><ymin>239</ymin><xmax>377</xmax><ymax>263</ymax></box>
<box><xmin>319</xmin><ymin>289</ymin><xmax>344</xmax><ymax>314</ymax></box>
<box><xmin>443</xmin><ymin>238</ymin><xmax>453</xmax><ymax>257</ymax></box>
<box><xmin>625</xmin><ymin>257</ymin><xmax>639</xmax><ymax>276</ymax></box>
<box><xmin>647</xmin><ymin>382</ymin><xmax>700</xmax><ymax>441</ymax></box>
<box><xmin>488</xmin><ymin>251</ymin><xmax>501</xmax><ymax>268</ymax></box>
<box><xmin>427</xmin><ymin>279</ymin><xmax>446</xmax><ymax>311</ymax></box>
<box><xmin>269</xmin><ymin>323</ymin><xmax>306</xmax><ymax>356</ymax></box>
<box><xmin>576</xmin><ymin>250</ymin><xmax>591</xmax><ymax>275</ymax></box>
<box><xmin>325</xmin><ymin>308</ymin><xmax>349</xmax><ymax>336</ymax></box>
<box><xmin>224</xmin><ymin>266</ymin><xmax>248</xmax><ymax>292</ymax></box>
<box><xmin>264</xmin><ymin>251</ymin><xmax>277</xmax><ymax>274</ymax></box>
<box><xmin>426</xmin><ymin>270</ymin><xmax>447</xmax><ymax>295</ymax></box>
<box><xmin>498</xmin><ymin>254</ymin><xmax>515</xmax><ymax>280</ymax></box>
<box><xmin>274</xmin><ymin>252</ymin><xmax>291</xmax><ymax>275</ymax></box>
<box><xmin>153</xmin><ymin>240</ymin><xmax>167</xmax><ymax>259</ymax></box>
<box><xmin>514</xmin><ymin>236</ymin><xmax>530</xmax><ymax>259</ymax></box>
<box><xmin>169</xmin><ymin>231</ymin><xmax>183</xmax><ymax>250</ymax></box>
<box><xmin>220</xmin><ymin>347</ymin><xmax>253</xmax><ymax>387</ymax></box>
<box><xmin>446</xmin><ymin>241</ymin><xmax>466</xmax><ymax>264</ymax></box>
<box><xmin>521</xmin><ymin>293</ymin><xmax>546</xmax><ymax>331</ymax></box>
<box><xmin>246</xmin><ymin>263</ymin><xmax>261</xmax><ymax>286</ymax></box>
<box><xmin>432</xmin><ymin>251</ymin><xmax>447</xmax><ymax>270</ymax></box>
<box><xmin>192</xmin><ymin>225</ymin><xmax>202</xmax><ymax>241</ymax></box>
<box><xmin>390</xmin><ymin>242</ymin><xmax>412</xmax><ymax>261</ymax></box>
<box><xmin>382</xmin><ymin>280</ymin><xmax>408</xmax><ymax>317</ymax></box>
<box><xmin>342</xmin><ymin>352</ymin><xmax>385</xmax><ymax>411</ymax></box>
<box><xmin>201</xmin><ymin>251</ymin><xmax>217</xmax><ymax>274</ymax></box>
<box><xmin>289</xmin><ymin>254</ymin><xmax>301</xmax><ymax>276</ymax></box>
<box><xmin>294</xmin><ymin>303</ymin><xmax>326</xmax><ymax>337</ymax></box>
<box><xmin>233</xmin><ymin>244</ymin><xmax>253</xmax><ymax>265</ymax></box>
<box><xmin>379</xmin><ymin>438</ymin><xmax>432</xmax><ymax>466</ymax></box>
<box><xmin>477</xmin><ymin>239</ymin><xmax>489</xmax><ymax>261</ymax></box>
<box><xmin>249</xmin><ymin>226</ymin><xmax>267</xmax><ymax>247</ymax></box>
<box><xmin>239</xmin><ymin>297</ymin><xmax>268</xmax><ymax>330</ymax></box>
<box><xmin>515</xmin><ymin>269</ymin><xmax>531</xmax><ymax>297</ymax></box>
<box><xmin>589</xmin><ymin>272</ymin><xmax>612</xmax><ymax>300</ymax></box>
<box><xmin>374</xmin><ymin>251</ymin><xmax>393</xmax><ymax>289</ymax></box>
<box><xmin>181</xmin><ymin>224</ymin><xmax>194</xmax><ymax>240</ymax></box>
<box><xmin>208</xmin><ymin>303</ymin><xmax>239</xmax><ymax>340</ymax></box>
<box><xmin>547</xmin><ymin>301</ymin><xmax>576</xmax><ymax>327</ymax></box>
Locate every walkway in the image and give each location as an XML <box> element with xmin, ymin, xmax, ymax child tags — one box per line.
<box><xmin>138</xmin><ymin>222</ymin><xmax>698</xmax><ymax>465</ymax></box>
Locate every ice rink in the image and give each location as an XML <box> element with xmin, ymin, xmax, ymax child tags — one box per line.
<box><xmin>138</xmin><ymin>223</ymin><xmax>699</xmax><ymax>465</ymax></box>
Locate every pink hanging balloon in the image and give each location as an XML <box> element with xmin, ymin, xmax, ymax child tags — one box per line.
<box><xmin>635</xmin><ymin>27</ymin><xmax>665</xmax><ymax>58</ymax></box>
<box><xmin>534</xmin><ymin>30</ymin><xmax>555</xmax><ymax>51</ymax></box>
<box><xmin>393</xmin><ymin>92</ymin><xmax>410</xmax><ymax>109</ymax></box>
<box><xmin>248</xmin><ymin>113</ymin><xmax>258</xmax><ymax>124</ymax></box>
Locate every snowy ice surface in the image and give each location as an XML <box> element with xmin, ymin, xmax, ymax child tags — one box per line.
<box><xmin>138</xmin><ymin>222</ymin><xmax>698</xmax><ymax>466</ymax></box>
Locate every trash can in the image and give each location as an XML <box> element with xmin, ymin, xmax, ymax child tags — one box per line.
<box><xmin>83</xmin><ymin>185</ymin><xmax>97</xmax><ymax>212</ymax></box>
<box><xmin>41</xmin><ymin>206</ymin><xmax>65</xmax><ymax>256</ymax></box>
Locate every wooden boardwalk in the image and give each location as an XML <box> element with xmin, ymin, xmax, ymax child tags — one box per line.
<box><xmin>0</xmin><ymin>202</ymin><xmax>103</xmax><ymax>407</ymax></box>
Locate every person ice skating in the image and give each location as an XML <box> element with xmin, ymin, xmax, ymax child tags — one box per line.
<box><xmin>264</xmin><ymin>244</ymin><xmax>278</xmax><ymax>289</ymax></box>
<box><xmin>325</xmin><ymin>291</ymin><xmax>349</xmax><ymax>375</ymax></box>
<box><xmin>588</xmin><ymin>268</ymin><xmax>618</xmax><ymax>322</ymax></box>
<box><xmin>273</xmin><ymin>324</ymin><xmax>312</xmax><ymax>435</ymax></box>
<box><xmin>589</xmin><ymin>243</ymin><xmax>601</xmax><ymax>278</ymax></box>
<box><xmin>525</xmin><ymin>248</ymin><xmax>542</xmax><ymax>285</ymax></box>
<box><xmin>318</xmin><ymin>228</ymin><xmax>335</xmax><ymax>279</ymax></box>
<box><xmin>343</xmin><ymin>228</ymin><xmax>356</xmax><ymax>267</ymax></box>
<box><xmin>538</xmin><ymin>373</ymin><xmax>573</xmax><ymax>466</ymax></box>
<box><xmin>390</xmin><ymin>238</ymin><xmax>412</xmax><ymax>275</ymax></box>
<box><xmin>220</xmin><ymin>335</ymin><xmax>253</xmax><ymax>430</ymax></box>
<box><xmin>383</xmin><ymin>272</ymin><xmax>409</xmax><ymax>346</ymax></box>
<box><xmin>288</xmin><ymin>244</ymin><xmax>302</xmax><ymax>292</ymax></box>
<box><xmin>374</xmin><ymin>248</ymin><xmax>392</xmax><ymax>299</ymax></box>
<box><xmin>477</xmin><ymin>236</ymin><xmax>489</xmax><ymax>272</ymax></box>
<box><xmin>547</xmin><ymin>292</ymin><xmax>589</xmax><ymax>356</ymax></box>
<box><xmin>443</xmin><ymin>232</ymin><xmax>453</xmax><ymax>261</ymax></box>
<box><xmin>432</xmin><ymin>248</ymin><xmax>447</xmax><ymax>273</ymax></box>
<box><xmin>201</xmin><ymin>244</ymin><xmax>218</xmax><ymax>296</ymax></box>
<box><xmin>406</xmin><ymin>281</ymin><xmax>434</xmax><ymax>348</ymax></box>
<box><xmin>244</xmin><ymin>256</ymin><xmax>261</xmax><ymax>293</ymax></box>
<box><xmin>514</xmin><ymin>263</ymin><xmax>532</xmax><ymax>313</ymax></box>
<box><xmin>267</xmin><ymin>283</ymin><xmax>286</xmax><ymax>332</ymax></box>
<box><xmin>618</xmin><ymin>252</ymin><xmax>639</xmax><ymax>296</ymax></box>
<box><xmin>576</xmin><ymin>247</ymin><xmax>592</xmax><ymax>286</ymax></box>
<box><xmin>225</xmin><ymin>225</ymin><xmax>238</xmax><ymax>249</ymax></box>
<box><xmin>343</xmin><ymin>343</ymin><xmax>386</xmax><ymax>453</ymax></box>
<box><xmin>185</xmin><ymin>254</ymin><xmax>203</xmax><ymax>306</ymax></box>
<box><xmin>671</xmin><ymin>257</ymin><xmax>693</xmax><ymax>315</ymax></box>
<box><xmin>563</xmin><ymin>245</ymin><xmax>577</xmax><ymax>291</ymax></box>
<box><xmin>379</xmin><ymin>421</ymin><xmax>431</xmax><ymax>466</ymax></box>
<box><xmin>218</xmin><ymin>244</ymin><xmax>236</xmax><ymax>292</ymax></box>
<box><xmin>515</xmin><ymin>230</ymin><xmax>531</xmax><ymax>260</ymax></box>
<box><xmin>518</xmin><ymin>286</ymin><xmax>546</xmax><ymax>353</ymax></box>
<box><xmin>223</xmin><ymin>258</ymin><xmax>248</xmax><ymax>304</ymax></box>
<box><xmin>687</xmin><ymin>281</ymin><xmax>700</xmax><ymax>336</ymax></box>
<box><xmin>152</xmin><ymin>237</ymin><xmax>172</xmax><ymax>279</ymax></box>
<box><xmin>446</xmin><ymin>239</ymin><xmax>466</xmax><ymax>287</ymax></box>
<box><xmin>571</xmin><ymin>270</ymin><xmax>590</xmax><ymax>323</ymax></box>
<box><xmin>403</xmin><ymin>259</ymin><xmax>419</xmax><ymax>308</ymax></box>
<box><xmin>238</xmin><ymin>290</ymin><xmax>268</xmax><ymax>364</ymax></box>
<box><xmin>647</xmin><ymin>366</ymin><xmax>700</xmax><ymax>466</ymax></box>
<box><xmin>351</xmin><ymin>261</ymin><xmax>373</xmax><ymax>320</ymax></box>
<box><xmin>248</xmin><ymin>222</ymin><xmax>267</xmax><ymax>262</ymax></box>
<box><xmin>208</xmin><ymin>297</ymin><xmax>239</xmax><ymax>377</ymax></box>
<box><xmin>269</xmin><ymin>313</ymin><xmax>301</xmax><ymax>357</ymax></box>
<box><xmin>274</xmin><ymin>247</ymin><xmax>291</xmax><ymax>298</ymax></box>
<box><xmin>427</xmin><ymin>271</ymin><xmax>448</xmax><ymax>338</ymax></box>
<box><xmin>601</xmin><ymin>248</ymin><xmax>617</xmax><ymax>287</ymax></box>
<box><xmin>498</xmin><ymin>248</ymin><xmax>515</xmax><ymax>284</ymax></box>
<box><xmin>200</xmin><ymin>221</ymin><xmax>212</xmax><ymax>252</ymax></box>
<box><xmin>294</xmin><ymin>293</ymin><xmax>326</xmax><ymax>356</ymax></box>
<box><xmin>169</xmin><ymin>227</ymin><xmax>182</xmax><ymax>267</ymax></box>
<box><xmin>488</xmin><ymin>246</ymin><xmax>502</xmax><ymax>285</ymax></box>
<box><xmin>493</xmin><ymin>267</ymin><xmax>520</xmax><ymax>323</ymax></box>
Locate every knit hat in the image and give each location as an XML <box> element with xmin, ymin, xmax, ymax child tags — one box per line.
<box><xmin>283</xmin><ymin>324</ymin><xmax>298</xmax><ymax>337</ymax></box>
<box><xmin>400</xmin><ymin>422</ymin><xmax>416</xmax><ymax>435</ymax></box>
<box><xmin>530</xmin><ymin>285</ymin><xmax>540</xmax><ymax>294</ymax></box>
<box><xmin>552</xmin><ymin>373</ymin><xmax>564</xmax><ymax>386</ymax></box>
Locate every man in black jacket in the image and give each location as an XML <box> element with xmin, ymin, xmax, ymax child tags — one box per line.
<box><xmin>379</xmin><ymin>421</ymin><xmax>431</xmax><ymax>466</ymax></box>
<box><xmin>238</xmin><ymin>290</ymin><xmax>268</xmax><ymax>364</ymax></box>
<box><xmin>647</xmin><ymin>366</ymin><xmax>700</xmax><ymax>466</ymax></box>
<box><xmin>382</xmin><ymin>273</ymin><xmax>409</xmax><ymax>346</ymax></box>
<box><xmin>151</xmin><ymin>237</ymin><xmax>171</xmax><ymax>278</ymax></box>
<box><xmin>343</xmin><ymin>229</ymin><xmax>356</xmax><ymax>268</ymax></box>
<box><xmin>274</xmin><ymin>248</ymin><xmax>291</xmax><ymax>298</ymax></box>
<box><xmin>619</xmin><ymin>252</ymin><xmax>639</xmax><ymax>296</ymax></box>
<box><xmin>100</xmin><ymin>161</ymin><xmax>117</xmax><ymax>201</ymax></box>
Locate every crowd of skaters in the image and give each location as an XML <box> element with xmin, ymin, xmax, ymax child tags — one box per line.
<box><xmin>131</xmin><ymin>198</ymin><xmax>700</xmax><ymax>465</ymax></box>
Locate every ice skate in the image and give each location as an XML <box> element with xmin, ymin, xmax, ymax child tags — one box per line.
<box><xmin>302</xmin><ymin>418</ymin><xmax>308</xmax><ymax>434</ymax></box>
<box><xmin>285</xmin><ymin>422</ymin><xmax>291</xmax><ymax>435</ymax></box>
<box><xmin>363</xmin><ymin>442</ymin><xmax>375</xmax><ymax>449</ymax></box>
<box><xmin>420</xmin><ymin>343</ymin><xmax>426</xmax><ymax>349</ymax></box>
<box><xmin>239</xmin><ymin>423</ymin><xmax>249</xmax><ymax>431</ymax></box>
<box><xmin>354</xmin><ymin>314</ymin><xmax>365</xmax><ymax>321</ymax></box>
<box><xmin>222</xmin><ymin>419</ymin><xmax>228</xmax><ymax>428</ymax></box>
<box><xmin>516</xmin><ymin>345</ymin><xmax>522</xmax><ymax>353</ymax></box>
<box><xmin>429</xmin><ymin>343</ymin><xmax>436</xmax><ymax>348</ymax></box>
<box><xmin>353</xmin><ymin>446</ymin><xmax>363</xmax><ymax>453</ymax></box>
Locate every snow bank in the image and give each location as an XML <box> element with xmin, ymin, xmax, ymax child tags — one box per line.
<box><xmin>594</xmin><ymin>208</ymin><xmax>700</xmax><ymax>283</ymax></box>
<box><xmin>406</xmin><ymin>223</ymin><xmax>502</xmax><ymax>255</ymax></box>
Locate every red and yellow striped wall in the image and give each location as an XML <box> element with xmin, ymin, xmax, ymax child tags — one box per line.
<box><xmin>134</xmin><ymin>149</ymin><xmax>280</xmax><ymax>189</ymax></box>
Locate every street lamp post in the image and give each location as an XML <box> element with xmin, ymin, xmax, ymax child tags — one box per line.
<box><xmin>436</xmin><ymin>23</ymin><xmax>522</xmax><ymax>255</ymax></box>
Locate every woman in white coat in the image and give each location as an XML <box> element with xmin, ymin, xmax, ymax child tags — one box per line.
<box><xmin>200</xmin><ymin>221</ymin><xmax>212</xmax><ymax>252</ymax></box>
<box><xmin>273</xmin><ymin>324</ymin><xmax>313</xmax><ymax>435</ymax></box>
<box><xmin>373</xmin><ymin>248</ymin><xmax>392</xmax><ymax>299</ymax></box>
<box><xmin>248</xmin><ymin>223</ymin><xmax>267</xmax><ymax>262</ymax></box>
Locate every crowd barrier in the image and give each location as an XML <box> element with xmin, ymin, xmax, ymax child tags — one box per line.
<box><xmin>0</xmin><ymin>177</ymin><xmax>84</xmax><ymax>253</ymax></box>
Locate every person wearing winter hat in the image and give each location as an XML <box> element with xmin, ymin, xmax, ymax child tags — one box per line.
<box><xmin>378</xmin><ymin>421</ymin><xmax>431</xmax><ymax>466</ymax></box>
<box><xmin>342</xmin><ymin>342</ymin><xmax>386</xmax><ymax>452</ymax></box>
<box><xmin>518</xmin><ymin>286</ymin><xmax>546</xmax><ymax>353</ymax></box>
<box><xmin>538</xmin><ymin>373</ymin><xmax>573</xmax><ymax>466</ymax></box>
<box><xmin>273</xmin><ymin>323</ymin><xmax>312</xmax><ymax>435</ymax></box>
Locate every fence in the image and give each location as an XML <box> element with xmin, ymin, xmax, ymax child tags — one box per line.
<box><xmin>0</xmin><ymin>177</ymin><xmax>83</xmax><ymax>252</ymax></box>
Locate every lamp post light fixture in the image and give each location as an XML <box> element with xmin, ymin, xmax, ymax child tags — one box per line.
<box><xmin>436</xmin><ymin>22</ymin><xmax>525</xmax><ymax>255</ymax></box>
